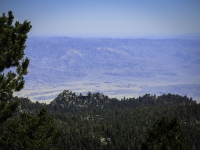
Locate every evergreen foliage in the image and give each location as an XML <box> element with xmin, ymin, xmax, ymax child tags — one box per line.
<box><xmin>142</xmin><ymin>117</ymin><xmax>188</xmax><ymax>150</ymax></box>
<box><xmin>0</xmin><ymin>11</ymin><xmax>60</xmax><ymax>149</ymax></box>
<box><xmin>18</xmin><ymin>91</ymin><xmax>200</xmax><ymax>150</ymax></box>
<box><xmin>0</xmin><ymin>11</ymin><xmax>31</xmax><ymax>123</ymax></box>
<box><xmin>0</xmin><ymin>108</ymin><xmax>60</xmax><ymax>150</ymax></box>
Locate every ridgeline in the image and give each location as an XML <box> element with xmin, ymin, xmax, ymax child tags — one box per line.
<box><xmin>18</xmin><ymin>90</ymin><xmax>200</xmax><ymax>150</ymax></box>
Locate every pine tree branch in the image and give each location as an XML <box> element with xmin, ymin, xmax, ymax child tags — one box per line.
<box><xmin>0</xmin><ymin>72</ymin><xmax>21</xmax><ymax>95</ymax></box>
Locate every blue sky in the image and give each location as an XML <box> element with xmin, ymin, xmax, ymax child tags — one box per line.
<box><xmin>1</xmin><ymin>0</ymin><xmax>200</xmax><ymax>37</ymax></box>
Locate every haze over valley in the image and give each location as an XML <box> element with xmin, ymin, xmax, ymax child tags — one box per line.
<box><xmin>2</xmin><ymin>0</ymin><xmax>200</xmax><ymax>103</ymax></box>
<box><xmin>14</xmin><ymin>37</ymin><xmax>200</xmax><ymax>103</ymax></box>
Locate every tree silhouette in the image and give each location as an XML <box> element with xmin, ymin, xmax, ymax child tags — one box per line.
<box><xmin>0</xmin><ymin>11</ymin><xmax>32</xmax><ymax>123</ymax></box>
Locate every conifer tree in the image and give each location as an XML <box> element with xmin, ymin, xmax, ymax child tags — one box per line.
<box><xmin>0</xmin><ymin>108</ymin><xmax>60</xmax><ymax>150</ymax></box>
<box><xmin>0</xmin><ymin>11</ymin><xmax>32</xmax><ymax>123</ymax></box>
<box><xmin>141</xmin><ymin>117</ymin><xmax>189</xmax><ymax>150</ymax></box>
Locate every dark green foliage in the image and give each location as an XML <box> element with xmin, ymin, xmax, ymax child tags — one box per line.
<box><xmin>0</xmin><ymin>108</ymin><xmax>60</xmax><ymax>150</ymax></box>
<box><xmin>0</xmin><ymin>97</ymin><xmax>20</xmax><ymax>124</ymax></box>
<box><xmin>27</xmin><ymin>90</ymin><xmax>194</xmax><ymax>114</ymax></box>
<box><xmin>0</xmin><ymin>11</ymin><xmax>31</xmax><ymax>123</ymax></box>
<box><xmin>142</xmin><ymin>117</ymin><xmax>188</xmax><ymax>150</ymax></box>
<box><xmin>0</xmin><ymin>11</ymin><xmax>31</xmax><ymax>72</ymax></box>
<box><xmin>18</xmin><ymin>91</ymin><xmax>200</xmax><ymax>150</ymax></box>
<box><xmin>0</xmin><ymin>11</ymin><xmax>60</xmax><ymax>150</ymax></box>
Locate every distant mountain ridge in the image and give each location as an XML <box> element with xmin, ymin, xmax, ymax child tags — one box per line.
<box><xmin>14</xmin><ymin>37</ymin><xmax>200</xmax><ymax>102</ymax></box>
<box><xmin>25</xmin><ymin>37</ymin><xmax>200</xmax><ymax>80</ymax></box>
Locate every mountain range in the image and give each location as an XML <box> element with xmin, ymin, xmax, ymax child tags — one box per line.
<box><xmin>14</xmin><ymin>37</ymin><xmax>200</xmax><ymax>103</ymax></box>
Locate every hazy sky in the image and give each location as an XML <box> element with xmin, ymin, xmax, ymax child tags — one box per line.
<box><xmin>1</xmin><ymin>0</ymin><xmax>200</xmax><ymax>37</ymax></box>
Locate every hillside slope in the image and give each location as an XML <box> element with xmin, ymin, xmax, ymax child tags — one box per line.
<box><xmin>14</xmin><ymin>37</ymin><xmax>200</xmax><ymax>102</ymax></box>
<box><xmin>18</xmin><ymin>90</ymin><xmax>200</xmax><ymax>150</ymax></box>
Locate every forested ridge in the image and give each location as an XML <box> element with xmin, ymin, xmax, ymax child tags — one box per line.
<box><xmin>18</xmin><ymin>90</ymin><xmax>200</xmax><ymax>150</ymax></box>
